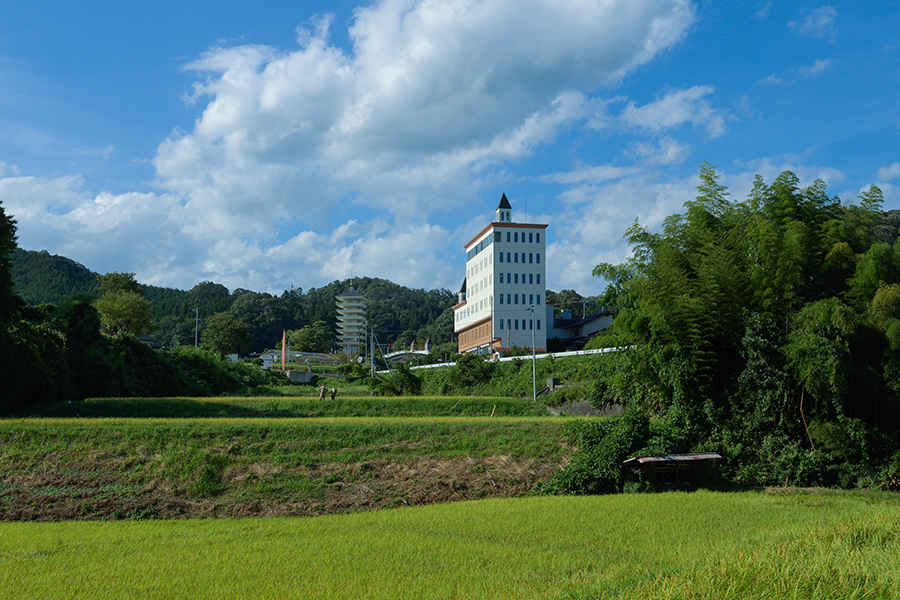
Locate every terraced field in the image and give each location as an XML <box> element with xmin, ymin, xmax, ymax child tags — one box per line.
<box><xmin>0</xmin><ymin>396</ymin><xmax>572</xmax><ymax>521</ymax></box>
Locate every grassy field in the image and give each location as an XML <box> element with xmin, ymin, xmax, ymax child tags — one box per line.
<box><xmin>5</xmin><ymin>393</ymin><xmax>900</xmax><ymax>598</ymax></box>
<box><xmin>1</xmin><ymin>490</ymin><xmax>898</xmax><ymax>599</ymax></box>
<box><xmin>0</xmin><ymin>399</ymin><xmax>572</xmax><ymax>520</ymax></box>
<box><xmin>17</xmin><ymin>396</ymin><xmax>548</xmax><ymax>419</ymax></box>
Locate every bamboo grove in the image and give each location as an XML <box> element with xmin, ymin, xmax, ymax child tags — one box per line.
<box><xmin>591</xmin><ymin>162</ymin><xmax>900</xmax><ymax>487</ymax></box>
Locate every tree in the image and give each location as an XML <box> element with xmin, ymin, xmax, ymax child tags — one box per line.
<box><xmin>97</xmin><ymin>272</ymin><xmax>142</xmax><ymax>296</ymax></box>
<box><xmin>201</xmin><ymin>313</ymin><xmax>253</xmax><ymax>357</ymax></box>
<box><xmin>94</xmin><ymin>289</ymin><xmax>155</xmax><ymax>336</ymax></box>
<box><xmin>289</xmin><ymin>320</ymin><xmax>331</xmax><ymax>353</ymax></box>
<box><xmin>229</xmin><ymin>291</ymin><xmax>290</xmax><ymax>352</ymax></box>
<box><xmin>0</xmin><ymin>199</ymin><xmax>20</xmax><ymax>322</ymax></box>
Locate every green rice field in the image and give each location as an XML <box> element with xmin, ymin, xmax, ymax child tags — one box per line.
<box><xmin>4</xmin><ymin>395</ymin><xmax>900</xmax><ymax>598</ymax></box>
<box><xmin>2</xmin><ymin>490</ymin><xmax>899</xmax><ymax>599</ymax></box>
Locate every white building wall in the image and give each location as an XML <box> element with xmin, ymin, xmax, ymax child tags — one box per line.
<box><xmin>491</xmin><ymin>224</ymin><xmax>547</xmax><ymax>349</ymax></box>
<box><xmin>454</xmin><ymin>219</ymin><xmax>548</xmax><ymax>352</ymax></box>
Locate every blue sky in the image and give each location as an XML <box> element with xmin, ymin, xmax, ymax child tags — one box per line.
<box><xmin>1</xmin><ymin>0</ymin><xmax>898</xmax><ymax>296</ymax></box>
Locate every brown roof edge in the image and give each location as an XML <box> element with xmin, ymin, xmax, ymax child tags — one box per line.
<box><xmin>463</xmin><ymin>222</ymin><xmax>549</xmax><ymax>250</ymax></box>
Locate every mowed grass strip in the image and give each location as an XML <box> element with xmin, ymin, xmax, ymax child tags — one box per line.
<box><xmin>0</xmin><ymin>417</ymin><xmax>569</xmax><ymax>463</ymax></box>
<box><xmin>1</xmin><ymin>491</ymin><xmax>899</xmax><ymax>599</ymax></box>
<box><xmin>14</xmin><ymin>396</ymin><xmax>547</xmax><ymax>419</ymax></box>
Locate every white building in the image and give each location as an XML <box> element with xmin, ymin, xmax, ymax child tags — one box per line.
<box><xmin>335</xmin><ymin>287</ymin><xmax>367</xmax><ymax>354</ymax></box>
<box><xmin>453</xmin><ymin>194</ymin><xmax>548</xmax><ymax>354</ymax></box>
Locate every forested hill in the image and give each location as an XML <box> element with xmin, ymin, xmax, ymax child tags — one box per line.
<box><xmin>9</xmin><ymin>249</ymin><xmax>456</xmax><ymax>352</ymax></box>
<box><xmin>10</xmin><ymin>249</ymin><xmax>98</xmax><ymax>305</ymax></box>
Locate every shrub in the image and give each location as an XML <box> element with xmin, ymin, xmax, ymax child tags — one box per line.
<box><xmin>368</xmin><ymin>363</ymin><xmax>421</xmax><ymax>396</ymax></box>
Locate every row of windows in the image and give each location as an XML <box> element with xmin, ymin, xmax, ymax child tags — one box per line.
<box><xmin>468</xmin><ymin>252</ymin><xmax>492</xmax><ymax>279</ymax></box>
<box><xmin>456</xmin><ymin>292</ymin><xmax>541</xmax><ymax>321</ymax></box>
<box><xmin>499</xmin><ymin>252</ymin><xmax>540</xmax><ymax>264</ymax></box>
<box><xmin>499</xmin><ymin>293</ymin><xmax>541</xmax><ymax>306</ymax></box>
<box><xmin>499</xmin><ymin>319</ymin><xmax>541</xmax><ymax>331</ymax></box>
<box><xmin>466</xmin><ymin>234</ymin><xmax>494</xmax><ymax>262</ymax></box>
<box><xmin>494</xmin><ymin>231</ymin><xmax>541</xmax><ymax>244</ymax></box>
<box><xmin>499</xmin><ymin>272</ymin><xmax>540</xmax><ymax>285</ymax></box>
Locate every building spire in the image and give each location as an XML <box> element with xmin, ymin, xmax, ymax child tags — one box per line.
<box><xmin>496</xmin><ymin>193</ymin><xmax>512</xmax><ymax>222</ymax></box>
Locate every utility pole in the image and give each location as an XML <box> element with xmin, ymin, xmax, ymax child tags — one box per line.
<box><xmin>529</xmin><ymin>305</ymin><xmax>536</xmax><ymax>402</ymax></box>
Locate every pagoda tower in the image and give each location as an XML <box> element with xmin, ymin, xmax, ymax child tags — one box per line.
<box><xmin>335</xmin><ymin>287</ymin><xmax>367</xmax><ymax>354</ymax></box>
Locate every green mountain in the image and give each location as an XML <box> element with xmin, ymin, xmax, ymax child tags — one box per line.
<box><xmin>9</xmin><ymin>249</ymin><xmax>456</xmax><ymax>352</ymax></box>
<box><xmin>10</xmin><ymin>249</ymin><xmax>98</xmax><ymax>305</ymax></box>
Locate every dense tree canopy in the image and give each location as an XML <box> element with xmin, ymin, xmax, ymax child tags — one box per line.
<box><xmin>93</xmin><ymin>273</ymin><xmax>155</xmax><ymax>336</ymax></box>
<box><xmin>588</xmin><ymin>162</ymin><xmax>899</xmax><ymax>487</ymax></box>
<box><xmin>201</xmin><ymin>312</ymin><xmax>253</xmax><ymax>357</ymax></box>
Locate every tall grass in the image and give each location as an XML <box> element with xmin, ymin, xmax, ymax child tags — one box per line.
<box><xmin>0</xmin><ymin>417</ymin><xmax>570</xmax><ymax>505</ymax></box>
<box><xmin>1</xmin><ymin>491</ymin><xmax>898</xmax><ymax>599</ymax></box>
<box><xmin>14</xmin><ymin>396</ymin><xmax>548</xmax><ymax>419</ymax></box>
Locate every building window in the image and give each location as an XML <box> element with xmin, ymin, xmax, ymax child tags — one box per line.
<box><xmin>536</xmin><ymin>253</ymin><xmax>540</xmax><ymax>264</ymax></box>
<box><xmin>537</xmin><ymin>319</ymin><xmax>541</xmax><ymax>330</ymax></box>
<box><xmin>514</xmin><ymin>232</ymin><xmax>518</xmax><ymax>242</ymax></box>
<box><xmin>537</xmin><ymin>274</ymin><xmax>541</xmax><ymax>284</ymax></box>
<box><xmin>529</xmin><ymin>232</ymin><xmax>533</xmax><ymax>243</ymax></box>
<box><xmin>537</xmin><ymin>295</ymin><xmax>541</xmax><ymax>305</ymax></box>
<box><xmin>495</xmin><ymin>232</ymin><xmax>501</xmax><ymax>242</ymax></box>
<box><xmin>499</xmin><ymin>319</ymin><xmax>504</xmax><ymax>329</ymax></box>
<box><xmin>529</xmin><ymin>274</ymin><xmax>533</xmax><ymax>284</ymax></box>
<box><xmin>514</xmin><ymin>295</ymin><xmax>519</xmax><ymax>305</ymax></box>
<box><xmin>507</xmin><ymin>319</ymin><xmax>511</xmax><ymax>330</ymax></box>
<box><xmin>499</xmin><ymin>294</ymin><xmax>504</xmax><ymax>304</ymax></box>
<box><xmin>514</xmin><ymin>253</ymin><xmax>518</xmax><ymax>263</ymax></box>
<box><xmin>514</xmin><ymin>273</ymin><xmax>518</xmax><ymax>284</ymax></box>
<box><xmin>530</xmin><ymin>319</ymin><xmax>533</xmax><ymax>330</ymax></box>
<box><xmin>506</xmin><ymin>252</ymin><xmax>510</xmax><ymax>263</ymax></box>
<box><xmin>529</xmin><ymin>253</ymin><xmax>533</xmax><ymax>264</ymax></box>
<box><xmin>521</xmin><ymin>253</ymin><xmax>526</xmax><ymax>263</ymax></box>
<box><xmin>499</xmin><ymin>273</ymin><xmax>503</xmax><ymax>283</ymax></box>
<box><xmin>515</xmin><ymin>320</ymin><xmax>519</xmax><ymax>330</ymax></box>
<box><xmin>529</xmin><ymin>294</ymin><xmax>533</xmax><ymax>305</ymax></box>
<box><xmin>507</xmin><ymin>232</ymin><xmax>510</xmax><ymax>242</ymax></box>
<box><xmin>507</xmin><ymin>294</ymin><xmax>511</xmax><ymax>304</ymax></box>
<box><xmin>499</xmin><ymin>252</ymin><xmax>503</xmax><ymax>263</ymax></box>
<box><xmin>537</xmin><ymin>233</ymin><xmax>540</xmax><ymax>243</ymax></box>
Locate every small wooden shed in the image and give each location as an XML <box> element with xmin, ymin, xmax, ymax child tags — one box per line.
<box><xmin>622</xmin><ymin>452</ymin><xmax>722</xmax><ymax>491</ymax></box>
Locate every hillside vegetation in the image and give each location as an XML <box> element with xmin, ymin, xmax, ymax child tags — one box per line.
<box><xmin>10</xmin><ymin>249</ymin><xmax>458</xmax><ymax>352</ymax></box>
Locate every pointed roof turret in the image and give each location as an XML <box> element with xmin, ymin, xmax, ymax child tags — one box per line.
<box><xmin>496</xmin><ymin>193</ymin><xmax>512</xmax><ymax>222</ymax></box>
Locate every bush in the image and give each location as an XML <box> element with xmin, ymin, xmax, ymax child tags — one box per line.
<box><xmin>368</xmin><ymin>363</ymin><xmax>421</xmax><ymax>396</ymax></box>
<box><xmin>539</xmin><ymin>409</ymin><xmax>652</xmax><ymax>495</ymax></box>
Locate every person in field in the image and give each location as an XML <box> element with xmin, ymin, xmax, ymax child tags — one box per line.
<box><xmin>317</xmin><ymin>384</ymin><xmax>327</xmax><ymax>400</ymax></box>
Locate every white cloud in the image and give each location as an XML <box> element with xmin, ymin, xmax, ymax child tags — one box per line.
<box><xmin>154</xmin><ymin>0</ymin><xmax>696</xmax><ymax>229</ymax></box>
<box><xmin>627</xmin><ymin>137</ymin><xmax>692</xmax><ymax>166</ymax></box>
<box><xmin>620</xmin><ymin>86</ymin><xmax>729</xmax><ymax>138</ymax></box>
<box><xmin>878</xmin><ymin>162</ymin><xmax>900</xmax><ymax>181</ymax></box>
<box><xmin>757</xmin><ymin>73</ymin><xmax>787</xmax><ymax>85</ymax></box>
<box><xmin>788</xmin><ymin>6</ymin><xmax>837</xmax><ymax>38</ymax></box>
<box><xmin>0</xmin><ymin>161</ymin><xmax>21</xmax><ymax>177</ymax></box>
<box><xmin>799</xmin><ymin>58</ymin><xmax>833</xmax><ymax>77</ymax></box>
<box><xmin>755</xmin><ymin>2</ymin><xmax>772</xmax><ymax>19</ymax></box>
<box><xmin>546</xmin><ymin>173</ymin><xmax>695</xmax><ymax>293</ymax></box>
<box><xmin>5</xmin><ymin>0</ymin><xmax>705</xmax><ymax>295</ymax></box>
<box><xmin>541</xmin><ymin>164</ymin><xmax>642</xmax><ymax>186</ymax></box>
